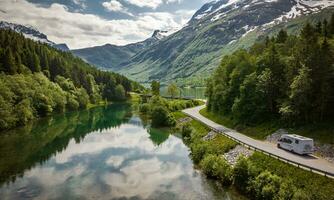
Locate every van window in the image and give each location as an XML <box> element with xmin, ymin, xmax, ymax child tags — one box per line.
<box><xmin>295</xmin><ymin>140</ymin><xmax>299</xmax><ymax>144</ymax></box>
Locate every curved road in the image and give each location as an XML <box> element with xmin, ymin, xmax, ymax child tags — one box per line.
<box><xmin>183</xmin><ymin>105</ymin><xmax>334</xmax><ymax>178</ymax></box>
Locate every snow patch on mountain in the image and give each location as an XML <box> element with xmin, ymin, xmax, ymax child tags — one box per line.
<box><xmin>264</xmin><ymin>0</ymin><xmax>334</xmax><ymax>26</ymax></box>
<box><xmin>0</xmin><ymin>21</ymin><xmax>69</xmax><ymax>51</ymax></box>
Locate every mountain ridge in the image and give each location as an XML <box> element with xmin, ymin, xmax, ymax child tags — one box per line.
<box><xmin>0</xmin><ymin>21</ymin><xmax>70</xmax><ymax>51</ymax></box>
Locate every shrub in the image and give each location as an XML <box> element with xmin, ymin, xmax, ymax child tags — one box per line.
<box><xmin>190</xmin><ymin>142</ymin><xmax>209</xmax><ymax>164</ymax></box>
<box><xmin>151</xmin><ymin>106</ymin><xmax>176</xmax><ymax>127</ymax></box>
<box><xmin>233</xmin><ymin>156</ymin><xmax>252</xmax><ymax>193</ymax></box>
<box><xmin>181</xmin><ymin>123</ymin><xmax>193</xmax><ymax>139</ymax></box>
<box><xmin>139</xmin><ymin>103</ymin><xmax>150</xmax><ymax>113</ymax></box>
<box><xmin>292</xmin><ymin>190</ymin><xmax>310</xmax><ymax>200</ymax></box>
<box><xmin>200</xmin><ymin>154</ymin><xmax>232</xmax><ymax>185</ymax></box>
<box><xmin>248</xmin><ymin>171</ymin><xmax>282</xmax><ymax>200</ymax></box>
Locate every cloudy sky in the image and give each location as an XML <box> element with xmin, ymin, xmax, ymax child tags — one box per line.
<box><xmin>0</xmin><ymin>0</ymin><xmax>210</xmax><ymax>49</ymax></box>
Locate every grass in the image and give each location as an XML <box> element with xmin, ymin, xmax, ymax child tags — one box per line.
<box><xmin>199</xmin><ymin>108</ymin><xmax>279</xmax><ymax>140</ymax></box>
<box><xmin>200</xmin><ymin>108</ymin><xmax>334</xmax><ymax>144</ymax></box>
<box><xmin>248</xmin><ymin>152</ymin><xmax>334</xmax><ymax>200</ymax></box>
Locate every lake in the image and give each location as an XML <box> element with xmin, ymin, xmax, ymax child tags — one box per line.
<box><xmin>0</xmin><ymin>103</ymin><xmax>242</xmax><ymax>200</ymax></box>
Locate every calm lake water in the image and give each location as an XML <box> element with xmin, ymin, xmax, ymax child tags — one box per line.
<box><xmin>160</xmin><ymin>87</ymin><xmax>206</xmax><ymax>100</ymax></box>
<box><xmin>0</xmin><ymin>103</ymin><xmax>242</xmax><ymax>200</ymax></box>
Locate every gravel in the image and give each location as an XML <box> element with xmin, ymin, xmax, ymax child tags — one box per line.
<box><xmin>202</xmin><ymin>131</ymin><xmax>217</xmax><ymax>141</ymax></box>
<box><xmin>266</xmin><ymin>129</ymin><xmax>288</xmax><ymax>143</ymax></box>
<box><xmin>314</xmin><ymin>144</ymin><xmax>334</xmax><ymax>164</ymax></box>
<box><xmin>223</xmin><ymin>145</ymin><xmax>254</xmax><ymax>166</ymax></box>
<box><xmin>177</xmin><ymin>117</ymin><xmax>193</xmax><ymax>124</ymax></box>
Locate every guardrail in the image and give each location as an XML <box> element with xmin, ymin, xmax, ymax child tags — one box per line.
<box><xmin>183</xmin><ymin>111</ymin><xmax>334</xmax><ymax>179</ymax></box>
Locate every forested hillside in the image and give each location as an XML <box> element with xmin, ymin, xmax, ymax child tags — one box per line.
<box><xmin>206</xmin><ymin>17</ymin><xmax>334</xmax><ymax>125</ymax></box>
<box><xmin>0</xmin><ymin>29</ymin><xmax>141</xmax><ymax>130</ymax></box>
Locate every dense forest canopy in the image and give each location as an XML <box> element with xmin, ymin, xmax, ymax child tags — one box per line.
<box><xmin>0</xmin><ymin>29</ymin><xmax>142</xmax><ymax>130</ymax></box>
<box><xmin>206</xmin><ymin>16</ymin><xmax>334</xmax><ymax>125</ymax></box>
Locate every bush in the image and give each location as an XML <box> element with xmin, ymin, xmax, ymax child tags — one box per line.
<box><xmin>15</xmin><ymin>99</ymin><xmax>34</xmax><ymax>125</ymax></box>
<box><xmin>248</xmin><ymin>171</ymin><xmax>282</xmax><ymax>200</ymax></box>
<box><xmin>190</xmin><ymin>142</ymin><xmax>209</xmax><ymax>164</ymax></box>
<box><xmin>292</xmin><ymin>190</ymin><xmax>310</xmax><ymax>200</ymax></box>
<box><xmin>200</xmin><ymin>154</ymin><xmax>232</xmax><ymax>185</ymax></box>
<box><xmin>233</xmin><ymin>156</ymin><xmax>252</xmax><ymax>193</ymax></box>
<box><xmin>139</xmin><ymin>103</ymin><xmax>150</xmax><ymax>113</ymax></box>
<box><xmin>181</xmin><ymin>123</ymin><xmax>193</xmax><ymax>139</ymax></box>
<box><xmin>151</xmin><ymin>106</ymin><xmax>176</xmax><ymax>127</ymax></box>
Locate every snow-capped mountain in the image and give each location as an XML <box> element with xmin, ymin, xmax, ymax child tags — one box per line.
<box><xmin>192</xmin><ymin>0</ymin><xmax>334</xmax><ymax>23</ymax></box>
<box><xmin>0</xmin><ymin>21</ymin><xmax>69</xmax><ymax>51</ymax></box>
<box><xmin>114</xmin><ymin>0</ymin><xmax>334</xmax><ymax>84</ymax></box>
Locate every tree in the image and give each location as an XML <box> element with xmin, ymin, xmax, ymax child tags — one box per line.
<box><xmin>167</xmin><ymin>83</ymin><xmax>179</xmax><ymax>98</ymax></box>
<box><xmin>2</xmin><ymin>48</ymin><xmax>17</xmax><ymax>74</ymax></box>
<box><xmin>151</xmin><ymin>80</ymin><xmax>160</xmax><ymax>96</ymax></box>
<box><xmin>114</xmin><ymin>84</ymin><xmax>126</xmax><ymax>101</ymax></box>
<box><xmin>276</xmin><ymin>29</ymin><xmax>288</xmax><ymax>43</ymax></box>
<box><xmin>151</xmin><ymin>106</ymin><xmax>176</xmax><ymax>127</ymax></box>
<box><xmin>282</xmin><ymin>66</ymin><xmax>313</xmax><ymax>122</ymax></box>
<box><xmin>249</xmin><ymin>171</ymin><xmax>282</xmax><ymax>200</ymax></box>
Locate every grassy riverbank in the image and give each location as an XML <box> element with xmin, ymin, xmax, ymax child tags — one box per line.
<box><xmin>174</xmin><ymin>111</ymin><xmax>334</xmax><ymax>200</ymax></box>
<box><xmin>200</xmin><ymin>108</ymin><xmax>334</xmax><ymax>144</ymax></box>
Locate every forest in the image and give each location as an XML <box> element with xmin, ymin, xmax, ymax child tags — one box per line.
<box><xmin>206</xmin><ymin>18</ymin><xmax>334</xmax><ymax>126</ymax></box>
<box><xmin>0</xmin><ymin>29</ymin><xmax>142</xmax><ymax>130</ymax></box>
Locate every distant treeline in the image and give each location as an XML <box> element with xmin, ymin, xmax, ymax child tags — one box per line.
<box><xmin>0</xmin><ymin>29</ymin><xmax>142</xmax><ymax>130</ymax></box>
<box><xmin>207</xmin><ymin>17</ymin><xmax>334</xmax><ymax>125</ymax></box>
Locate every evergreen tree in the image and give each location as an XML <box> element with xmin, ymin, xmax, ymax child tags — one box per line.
<box><xmin>2</xmin><ymin>48</ymin><xmax>17</xmax><ymax>74</ymax></box>
<box><xmin>276</xmin><ymin>29</ymin><xmax>288</xmax><ymax>43</ymax></box>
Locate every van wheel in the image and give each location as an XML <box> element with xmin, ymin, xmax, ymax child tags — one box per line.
<box><xmin>277</xmin><ymin>144</ymin><xmax>280</xmax><ymax>148</ymax></box>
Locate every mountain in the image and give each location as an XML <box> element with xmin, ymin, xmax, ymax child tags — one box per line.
<box><xmin>71</xmin><ymin>30</ymin><xmax>170</xmax><ymax>70</ymax></box>
<box><xmin>0</xmin><ymin>21</ymin><xmax>70</xmax><ymax>51</ymax></box>
<box><xmin>114</xmin><ymin>0</ymin><xmax>334</xmax><ymax>86</ymax></box>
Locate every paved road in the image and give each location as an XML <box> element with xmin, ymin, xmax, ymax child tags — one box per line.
<box><xmin>183</xmin><ymin>105</ymin><xmax>334</xmax><ymax>178</ymax></box>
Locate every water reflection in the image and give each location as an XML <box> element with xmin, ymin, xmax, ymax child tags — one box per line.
<box><xmin>0</xmin><ymin>103</ymin><xmax>240</xmax><ymax>200</ymax></box>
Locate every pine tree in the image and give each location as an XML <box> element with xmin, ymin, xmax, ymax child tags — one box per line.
<box><xmin>276</xmin><ymin>29</ymin><xmax>288</xmax><ymax>43</ymax></box>
<box><xmin>323</xmin><ymin>19</ymin><xmax>328</xmax><ymax>38</ymax></box>
<box><xmin>2</xmin><ymin>48</ymin><xmax>17</xmax><ymax>75</ymax></box>
<box><xmin>329</xmin><ymin>13</ymin><xmax>334</xmax><ymax>35</ymax></box>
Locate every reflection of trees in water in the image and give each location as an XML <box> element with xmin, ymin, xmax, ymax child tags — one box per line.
<box><xmin>148</xmin><ymin>128</ymin><xmax>170</xmax><ymax>146</ymax></box>
<box><xmin>0</xmin><ymin>103</ymin><xmax>132</xmax><ymax>186</ymax></box>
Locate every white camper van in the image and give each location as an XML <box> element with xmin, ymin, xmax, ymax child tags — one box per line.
<box><xmin>277</xmin><ymin>134</ymin><xmax>314</xmax><ymax>155</ymax></box>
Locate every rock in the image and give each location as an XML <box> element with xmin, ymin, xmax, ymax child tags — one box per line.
<box><xmin>223</xmin><ymin>145</ymin><xmax>253</xmax><ymax>166</ymax></box>
<box><xmin>314</xmin><ymin>143</ymin><xmax>334</xmax><ymax>164</ymax></box>
<box><xmin>177</xmin><ymin>117</ymin><xmax>193</xmax><ymax>124</ymax></box>
<box><xmin>202</xmin><ymin>131</ymin><xmax>217</xmax><ymax>141</ymax></box>
<box><xmin>266</xmin><ymin>129</ymin><xmax>289</xmax><ymax>143</ymax></box>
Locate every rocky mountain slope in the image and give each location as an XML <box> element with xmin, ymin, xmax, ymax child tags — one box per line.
<box><xmin>71</xmin><ymin>30</ymin><xmax>170</xmax><ymax>70</ymax></box>
<box><xmin>114</xmin><ymin>0</ymin><xmax>334</xmax><ymax>85</ymax></box>
<box><xmin>0</xmin><ymin>21</ymin><xmax>69</xmax><ymax>51</ymax></box>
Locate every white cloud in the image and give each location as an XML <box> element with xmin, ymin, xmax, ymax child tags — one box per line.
<box><xmin>0</xmin><ymin>0</ymin><xmax>195</xmax><ymax>49</ymax></box>
<box><xmin>102</xmin><ymin>0</ymin><xmax>133</xmax><ymax>16</ymax></box>
<box><xmin>72</xmin><ymin>0</ymin><xmax>87</xmax><ymax>9</ymax></box>
<box><xmin>125</xmin><ymin>0</ymin><xmax>163</xmax><ymax>9</ymax></box>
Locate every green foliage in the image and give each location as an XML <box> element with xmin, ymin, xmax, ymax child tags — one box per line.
<box><xmin>200</xmin><ymin>154</ymin><xmax>232</xmax><ymax>185</ymax></box>
<box><xmin>167</xmin><ymin>83</ymin><xmax>179</xmax><ymax>98</ymax></box>
<box><xmin>114</xmin><ymin>84</ymin><xmax>126</xmax><ymax>101</ymax></box>
<box><xmin>207</xmin><ymin>21</ymin><xmax>334</xmax><ymax>126</ymax></box>
<box><xmin>181</xmin><ymin>123</ymin><xmax>193</xmax><ymax>139</ymax></box>
<box><xmin>151</xmin><ymin>106</ymin><xmax>176</xmax><ymax>127</ymax></box>
<box><xmin>233</xmin><ymin>157</ymin><xmax>252</xmax><ymax>193</ymax></box>
<box><xmin>151</xmin><ymin>80</ymin><xmax>160</xmax><ymax>96</ymax></box>
<box><xmin>248</xmin><ymin>171</ymin><xmax>282</xmax><ymax>200</ymax></box>
<box><xmin>0</xmin><ymin>29</ymin><xmax>139</xmax><ymax>130</ymax></box>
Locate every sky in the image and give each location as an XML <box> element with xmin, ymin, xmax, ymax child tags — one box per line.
<box><xmin>0</xmin><ymin>0</ymin><xmax>210</xmax><ymax>49</ymax></box>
